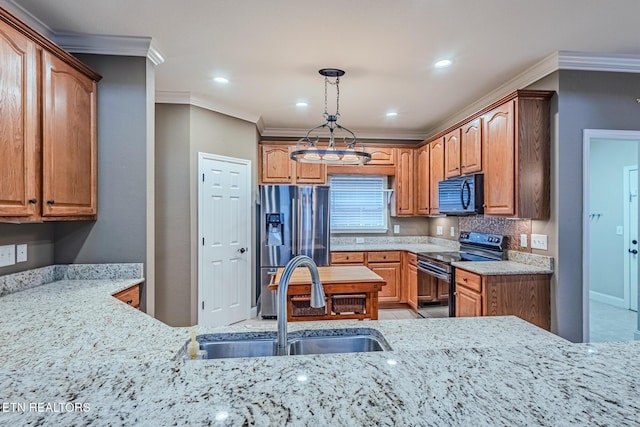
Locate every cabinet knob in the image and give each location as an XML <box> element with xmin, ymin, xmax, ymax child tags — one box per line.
<box><xmin>126</xmin><ymin>300</ymin><xmax>133</xmax><ymax>305</ymax></box>
<box><xmin>28</xmin><ymin>198</ymin><xmax>37</xmax><ymax>204</ymax></box>
<box><xmin>463</xmin><ymin>278</ymin><xmax>468</xmax><ymax>282</ymax></box>
<box><xmin>47</xmin><ymin>200</ymin><xmax>55</xmax><ymax>205</ymax></box>
<box><xmin>346</xmin><ymin>256</ymin><xmax>349</xmax><ymax>260</ymax></box>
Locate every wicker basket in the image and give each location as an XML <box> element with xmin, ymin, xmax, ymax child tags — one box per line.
<box><xmin>291</xmin><ymin>295</ymin><xmax>327</xmax><ymax>317</ymax></box>
<box><xmin>332</xmin><ymin>294</ymin><xmax>366</xmax><ymax>314</ymax></box>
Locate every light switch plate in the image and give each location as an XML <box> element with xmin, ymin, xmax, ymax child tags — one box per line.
<box><xmin>393</xmin><ymin>224</ymin><xmax>400</xmax><ymax>234</ymax></box>
<box><xmin>436</xmin><ymin>226</ymin><xmax>443</xmax><ymax>235</ymax></box>
<box><xmin>616</xmin><ymin>226</ymin><xmax>623</xmax><ymax>235</ymax></box>
<box><xmin>520</xmin><ymin>234</ymin><xmax>528</xmax><ymax>247</ymax></box>
<box><xmin>0</xmin><ymin>245</ymin><xmax>16</xmax><ymax>267</ymax></box>
<box><xmin>531</xmin><ymin>234</ymin><xmax>548</xmax><ymax>250</ymax></box>
<box><xmin>16</xmin><ymin>244</ymin><xmax>27</xmax><ymax>263</ymax></box>
<box><xmin>355</xmin><ymin>237</ymin><xmax>365</xmax><ymax>244</ymax></box>
<box><xmin>450</xmin><ymin>227</ymin><xmax>455</xmax><ymax>237</ymax></box>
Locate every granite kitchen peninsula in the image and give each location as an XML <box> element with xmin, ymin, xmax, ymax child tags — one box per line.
<box><xmin>1</xmin><ymin>264</ymin><xmax>639</xmax><ymax>426</ymax></box>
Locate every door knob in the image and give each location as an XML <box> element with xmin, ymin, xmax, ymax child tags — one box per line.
<box><xmin>633</xmin><ymin>240</ymin><xmax>638</xmax><ymax>245</ymax></box>
<box><xmin>629</xmin><ymin>249</ymin><xmax>638</xmax><ymax>254</ymax></box>
<box><xmin>238</xmin><ymin>247</ymin><xmax>247</xmax><ymax>254</ymax></box>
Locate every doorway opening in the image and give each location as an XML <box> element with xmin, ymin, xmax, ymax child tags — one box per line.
<box><xmin>583</xmin><ymin>130</ymin><xmax>640</xmax><ymax>342</ymax></box>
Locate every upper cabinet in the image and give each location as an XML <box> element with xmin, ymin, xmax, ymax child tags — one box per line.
<box><xmin>460</xmin><ymin>118</ymin><xmax>482</xmax><ymax>175</ymax></box>
<box><xmin>414</xmin><ymin>145</ymin><xmax>430</xmax><ymax>215</ymax></box>
<box><xmin>482</xmin><ymin>92</ymin><xmax>552</xmax><ymax>219</ymax></box>
<box><xmin>444</xmin><ymin>129</ymin><xmax>461</xmax><ymax>178</ymax></box>
<box><xmin>391</xmin><ymin>148</ymin><xmax>414</xmax><ymax>215</ymax></box>
<box><xmin>429</xmin><ymin>138</ymin><xmax>444</xmax><ymax>215</ymax></box>
<box><xmin>260</xmin><ymin>143</ymin><xmax>327</xmax><ymax>184</ymax></box>
<box><xmin>0</xmin><ymin>8</ymin><xmax>101</xmax><ymax>222</ymax></box>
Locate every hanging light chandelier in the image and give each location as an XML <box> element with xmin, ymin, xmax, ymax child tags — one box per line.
<box><xmin>290</xmin><ymin>68</ymin><xmax>371</xmax><ymax>165</ymax></box>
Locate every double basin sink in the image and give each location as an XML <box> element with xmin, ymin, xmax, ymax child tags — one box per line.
<box><xmin>186</xmin><ymin>328</ymin><xmax>391</xmax><ymax>359</ymax></box>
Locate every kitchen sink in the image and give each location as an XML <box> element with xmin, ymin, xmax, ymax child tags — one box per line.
<box><xmin>185</xmin><ymin>328</ymin><xmax>390</xmax><ymax>360</ymax></box>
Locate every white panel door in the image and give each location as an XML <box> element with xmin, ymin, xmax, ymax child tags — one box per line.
<box><xmin>629</xmin><ymin>168</ymin><xmax>638</xmax><ymax>312</ymax></box>
<box><xmin>199</xmin><ymin>153</ymin><xmax>251</xmax><ymax>326</ymax></box>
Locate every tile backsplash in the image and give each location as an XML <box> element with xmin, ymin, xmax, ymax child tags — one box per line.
<box><xmin>459</xmin><ymin>216</ymin><xmax>532</xmax><ymax>252</ymax></box>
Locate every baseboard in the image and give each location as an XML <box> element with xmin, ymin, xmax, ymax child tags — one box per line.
<box><xmin>250</xmin><ymin>306</ymin><xmax>258</xmax><ymax>319</ymax></box>
<box><xmin>635</xmin><ymin>330</ymin><xmax>640</xmax><ymax>341</ymax></box>
<box><xmin>589</xmin><ymin>291</ymin><xmax>625</xmax><ymax>308</ymax></box>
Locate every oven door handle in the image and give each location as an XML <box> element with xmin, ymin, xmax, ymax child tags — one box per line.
<box><xmin>417</xmin><ymin>265</ymin><xmax>451</xmax><ymax>282</ymax></box>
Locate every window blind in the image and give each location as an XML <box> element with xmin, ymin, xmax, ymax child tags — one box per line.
<box><xmin>330</xmin><ymin>175</ymin><xmax>389</xmax><ymax>233</ymax></box>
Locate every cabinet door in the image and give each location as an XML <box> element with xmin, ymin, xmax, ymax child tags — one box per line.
<box><xmin>0</xmin><ymin>22</ymin><xmax>38</xmax><ymax>217</ymax></box>
<box><xmin>429</xmin><ymin>139</ymin><xmax>444</xmax><ymax>215</ymax></box>
<box><xmin>415</xmin><ymin>145</ymin><xmax>430</xmax><ymax>215</ymax></box>
<box><xmin>444</xmin><ymin>129</ymin><xmax>461</xmax><ymax>178</ymax></box>
<box><xmin>482</xmin><ymin>102</ymin><xmax>515</xmax><ymax>215</ymax></box>
<box><xmin>370</xmin><ymin>263</ymin><xmax>401</xmax><ymax>302</ymax></box>
<box><xmin>41</xmin><ymin>51</ymin><xmax>97</xmax><ymax>216</ymax></box>
<box><xmin>260</xmin><ymin>145</ymin><xmax>292</xmax><ymax>183</ymax></box>
<box><xmin>366</xmin><ymin>147</ymin><xmax>395</xmax><ymax>165</ymax></box>
<box><xmin>455</xmin><ymin>285</ymin><xmax>482</xmax><ymax>317</ymax></box>
<box><xmin>295</xmin><ymin>160</ymin><xmax>326</xmax><ymax>184</ymax></box>
<box><xmin>407</xmin><ymin>263</ymin><xmax>418</xmax><ymax>309</ymax></box>
<box><xmin>395</xmin><ymin>148</ymin><xmax>414</xmax><ymax>215</ymax></box>
<box><xmin>461</xmin><ymin>118</ymin><xmax>482</xmax><ymax>174</ymax></box>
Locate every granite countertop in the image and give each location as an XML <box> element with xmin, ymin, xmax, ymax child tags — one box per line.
<box><xmin>452</xmin><ymin>260</ymin><xmax>553</xmax><ymax>275</ymax></box>
<box><xmin>2</xmin><ymin>266</ymin><xmax>639</xmax><ymax>425</ymax></box>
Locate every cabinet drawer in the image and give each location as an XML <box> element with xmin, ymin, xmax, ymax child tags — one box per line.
<box><xmin>406</xmin><ymin>252</ymin><xmax>417</xmax><ymax>266</ymax></box>
<box><xmin>113</xmin><ymin>284</ymin><xmax>141</xmax><ymax>309</ymax></box>
<box><xmin>455</xmin><ymin>269</ymin><xmax>482</xmax><ymax>293</ymax></box>
<box><xmin>367</xmin><ymin>251</ymin><xmax>401</xmax><ymax>263</ymax></box>
<box><xmin>331</xmin><ymin>252</ymin><xmax>365</xmax><ymax>264</ymax></box>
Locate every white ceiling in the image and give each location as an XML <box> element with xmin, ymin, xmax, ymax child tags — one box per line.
<box><xmin>7</xmin><ymin>0</ymin><xmax>640</xmax><ymax>140</ymax></box>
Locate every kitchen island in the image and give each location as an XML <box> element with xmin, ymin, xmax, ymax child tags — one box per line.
<box><xmin>270</xmin><ymin>265</ymin><xmax>385</xmax><ymax>321</ymax></box>
<box><xmin>1</xmin><ymin>265</ymin><xmax>640</xmax><ymax>426</ymax></box>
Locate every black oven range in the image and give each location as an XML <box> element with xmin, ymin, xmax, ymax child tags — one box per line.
<box><xmin>416</xmin><ymin>232</ymin><xmax>507</xmax><ymax>318</ymax></box>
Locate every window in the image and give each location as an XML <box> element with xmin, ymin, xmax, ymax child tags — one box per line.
<box><xmin>329</xmin><ymin>175</ymin><xmax>389</xmax><ymax>233</ymax></box>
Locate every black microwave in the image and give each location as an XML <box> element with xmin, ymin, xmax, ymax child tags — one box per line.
<box><xmin>437</xmin><ymin>174</ymin><xmax>484</xmax><ymax>215</ymax></box>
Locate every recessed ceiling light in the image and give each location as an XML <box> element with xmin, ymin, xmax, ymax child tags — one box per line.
<box><xmin>434</xmin><ymin>59</ymin><xmax>452</xmax><ymax>68</ymax></box>
<box><xmin>213</xmin><ymin>76</ymin><xmax>229</xmax><ymax>84</ymax></box>
<box><xmin>296</xmin><ymin>102</ymin><xmax>308</xmax><ymax>107</ymax></box>
<box><xmin>386</xmin><ymin>112</ymin><xmax>398</xmax><ymax>117</ymax></box>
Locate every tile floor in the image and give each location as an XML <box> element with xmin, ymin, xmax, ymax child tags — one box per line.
<box><xmin>588</xmin><ymin>299</ymin><xmax>639</xmax><ymax>342</ymax></box>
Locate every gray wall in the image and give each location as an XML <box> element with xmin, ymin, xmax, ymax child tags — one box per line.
<box><xmin>555</xmin><ymin>70</ymin><xmax>640</xmax><ymax>342</ymax></box>
<box><xmin>0</xmin><ymin>224</ymin><xmax>55</xmax><ymax>275</ymax></box>
<box><xmin>155</xmin><ymin>104</ymin><xmax>258</xmax><ymax>327</ymax></box>
<box><xmin>54</xmin><ymin>54</ymin><xmax>154</xmax><ymax>311</ymax></box>
<box><xmin>589</xmin><ymin>139</ymin><xmax>638</xmax><ymax>301</ymax></box>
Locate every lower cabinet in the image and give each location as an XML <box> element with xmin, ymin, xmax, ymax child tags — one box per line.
<box><xmin>454</xmin><ymin>268</ymin><xmax>550</xmax><ymax>330</ymax></box>
<box><xmin>112</xmin><ymin>283</ymin><xmax>141</xmax><ymax>310</ymax></box>
<box><xmin>405</xmin><ymin>252</ymin><xmax>418</xmax><ymax>310</ymax></box>
<box><xmin>331</xmin><ymin>250</ymin><xmax>402</xmax><ymax>303</ymax></box>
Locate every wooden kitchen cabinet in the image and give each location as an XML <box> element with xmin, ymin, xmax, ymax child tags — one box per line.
<box><xmin>444</xmin><ymin>129</ymin><xmax>461</xmax><ymax>178</ymax></box>
<box><xmin>460</xmin><ymin>118</ymin><xmax>482</xmax><ymax>175</ymax></box>
<box><xmin>0</xmin><ymin>8</ymin><xmax>100</xmax><ymax>222</ymax></box>
<box><xmin>392</xmin><ymin>148</ymin><xmax>414</xmax><ymax>215</ymax></box>
<box><xmin>404</xmin><ymin>252</ymin><xmax>418</xmax><ymax>310</ymax></box>
<box><xmin>414</xmin><ymin>144</ymin><xmax>430</xmax><ymax>215</ymax></box>
<box><xmin>482</xmin><ymin>91</ymin><xmax>552</xmax><ymax>219</ymax></box>
<box><xmin>112</xmin><ymin>283</ymin><xmax>141</xmax><ymax>310</ymax></box>
<box><xmin>429</xmin><ymin>138</ymin><xmax>445</xmax><ymax>215</ymax></box>
<box><xmin>331</xmin><ymin>250</ymin><xmax>402</xmax><ymax>303</ymax></box>
<box><xmin>455</xmin><ymin>267</ymin><xmax>551</xmax><ymax>330</ymax></box>
<box><xmin>259</xmin><ymin>144</ymin><xmax>326</xmax><ymax>184</ymax></box>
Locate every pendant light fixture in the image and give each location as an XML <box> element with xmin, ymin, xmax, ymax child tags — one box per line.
<box><xmin>290</xmin><ymin>68</ymin><xmax>371</xmax><ymax>165</ymax></box>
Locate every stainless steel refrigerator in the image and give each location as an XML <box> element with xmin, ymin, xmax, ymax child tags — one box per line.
<box><xmin>256</xmin><ymin>185</ymin><xmax>330</xmax><ymax>318</ymax></box>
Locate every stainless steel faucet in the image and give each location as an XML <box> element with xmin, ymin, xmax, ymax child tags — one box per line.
<box><xmin>277</xmin><ymin>255</ymin><xmax>325</xmax><ymax>355</ymax></box>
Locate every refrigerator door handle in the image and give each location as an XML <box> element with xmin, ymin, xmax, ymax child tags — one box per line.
<box><xmin>291</xmin><ymin>197</ymin><xmax>298</xmax><ymax>254</ymax></box>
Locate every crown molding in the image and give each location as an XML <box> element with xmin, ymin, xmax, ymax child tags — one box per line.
<box><xmin>1</xmin><ymin>0</ymin><xmax>164</xmax><ymax>64</ymax></box>
<box><xmin>260</xmin><ymin>127</ymin><xmax>427</xmax><ymax>141</ymax></box>
<box><xmin>54</xmin><ymin>32</ymin><xmax>165</xmax><ymax>65</ymax></box>
<box><xmin>557</xmin><ymin>50</ymin><xmax>640</xmax><ymax>72</ymax></box>
<box><xmin>155</xmin><ymin>91</ymin><xmax>262</xmax><ymax>124</ymax></box>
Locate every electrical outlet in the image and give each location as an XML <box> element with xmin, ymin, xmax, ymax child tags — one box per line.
<box><xmin>436</xmin><ymin>226</ymin><xmax>443</xmax><ymax>235</ymax></box>
<box><xmin>0</xmin><ymin>245</ymin><xmax>16</xmax><ymax>267</ymax></box>
<box><xmin>616</xmin><ymin>226</ymin><xmax>623</xmax><ymax>235</ymax></box>
<box><xmin>355</xmin><ymin>237</ymin><xmax>365</xmax><ymax>244</ymax></box>
<box><xmin>531</xmin><ymin>234</ymin><xmax>548</xmax><ymax>250</ymax></box>
<box><xmin>450</xmin><ymin>227</ymin><xmax>455</xmax><ymax>237</ymax></box>
<box><xmin>520</xmin><ymin>234</ymin><xmax>528</xmax><ymax>247</ymax></box>
<box><xmin>16</xmin><ymin>244</ymin><xmax>27</xmax><ymax>263</ymax></box>
<box><xmin>393</xmin><ymin>224</ymin><xmax>400</xmax><ymax>234</ymax></box>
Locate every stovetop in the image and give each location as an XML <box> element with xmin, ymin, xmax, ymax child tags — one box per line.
<box><xmin>418</xmin><ymin>232</ymin><xmax>507</xmax><ymax>264</ymax></box>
